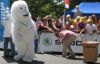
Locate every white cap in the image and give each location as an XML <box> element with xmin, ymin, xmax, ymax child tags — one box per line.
<box><xmin>66</xmin><ymin>14</ymin><xmax>71</xmax><ymax>17</ymax></box>
<box><xmin>70</xmin><ymin>25</ymin><xmax>74</xmax><ymax>28</ymax></box>
<box><xmin>76</xmin><ymin>16</ymin><xmax>80</xmax><ymax>19</ymax></box>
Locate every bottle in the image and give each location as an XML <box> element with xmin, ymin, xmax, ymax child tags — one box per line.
<box><xmin>93</xmin><ymin>31</ymin><xmax>97</xmax><ymax>41</ymax></box>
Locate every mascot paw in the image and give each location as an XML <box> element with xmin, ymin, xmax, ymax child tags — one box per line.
<box><xmin>23</xmin><ymin>58</ymin><xmax>32</xmax><ymax>62</ymax></box>
<box><xmin>14</xmin><ymin>55</ymin><xmax>22</xmax><ymax>61</ymax></box>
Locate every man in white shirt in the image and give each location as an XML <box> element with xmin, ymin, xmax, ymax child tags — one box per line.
<box><xmin>3</xmin><ymin>11</ymin><xmax>15</xmax><ymax>57</ymax></box>
<box><xmin>84</xmin><ymin>19</ymin><xmax>97</xmax><ymax>41</ymax></box>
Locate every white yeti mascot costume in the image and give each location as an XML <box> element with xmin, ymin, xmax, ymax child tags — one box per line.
<box><xmin>11</xmin><ymin>0</ymin><xmax>38</xmax><ymax>62</ymax></box>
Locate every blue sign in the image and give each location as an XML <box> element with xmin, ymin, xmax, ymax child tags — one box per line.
<box><xmin>0</xmin><ymin>0</ymin><xmax>10</xmax><ymax>22</ymax></box>
<box><xmin>0</xmin><ymin>0</ymin><xmax>10</xmax><ymax>42</ymax></box>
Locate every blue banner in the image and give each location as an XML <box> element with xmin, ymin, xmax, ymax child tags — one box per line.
<box><xmin>0</xmin><ymin>0</ymin><xmax>10</xmax><ymax>22</ymax></box>
<box><xmin>0</xmin><ymin>0</ymin><xmax>10</xmax><ymax>42</ymax></box>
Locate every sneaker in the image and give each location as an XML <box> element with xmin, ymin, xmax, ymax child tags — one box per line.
<box><xmin>61</xmin><ymin>55</ymin><xmax>67</xmax><ymax>58</ymax></box>
<box><xmin>67</xmin><ymin>55</ymin><xmax>75</xmax><ymax>59</ymax></box>
<box><xmin>9</xmin><ymin>52</ymin><xmax>15</xmax><ymax>57</ymax></box>
<box><xmin>4</xmin><ymin>54</ymin><xmax>9</xmax><ymax>57</ymax></box>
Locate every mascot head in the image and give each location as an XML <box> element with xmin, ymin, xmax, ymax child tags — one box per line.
<box><xmin>11</xmin><ymin>0</ymin><xmax>31</xmax><ymax>21</ymax></box>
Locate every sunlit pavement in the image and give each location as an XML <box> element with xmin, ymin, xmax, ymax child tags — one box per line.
<box><xmin>0</xmin><ymin>51</ymin><xmax>99</xmax><ymax>64</ymax></box>
<box><xmin>0</xmin><ymin>42</ymin><xmax>100</xmax><ymax>64</ymax></box>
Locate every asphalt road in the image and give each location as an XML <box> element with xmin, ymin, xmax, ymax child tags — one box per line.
<box><xmin>0</xmin><ymin>51</ymin><xmax>100</xmax><ymax>64</ymax></box>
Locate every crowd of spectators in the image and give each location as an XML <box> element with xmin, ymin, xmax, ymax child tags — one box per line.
<box><xmin>35</xmin><ymin>14</ymin><xmax>99</xmax><ymax>35</ymax></box>
<box><xmin>35</xmin><ymin>15</ymin><xmax>63</xmax><ymax>35</ymax></box>
<box><xmin>35</xmin><ymin>6</ymin><xmax>100</xmax><ymax>38</ymax></box>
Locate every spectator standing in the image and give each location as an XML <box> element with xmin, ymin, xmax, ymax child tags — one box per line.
<box><xmin>53</xmin><ymin>19</ymin><xmax>62</xmax><ymax>37</ymax></box>
<box><xmin>97</xmin><ymin>19</ymin><xmax>100</xmax><ymax>32</ymax></box>
<box><xmin>84</xmin><ymin>19</ymin><xmax>97</xmax><ymax>34</ymax></box>
<box><xmin>59</xmin><ymin>16</ymin><xmax>65</xmax><ymax>29</ymax></box>
<box><xmin>34</xmin><ymin>17</ymin><xmax>41</xmax><ymax>53</ymax></box>
<box><xmin>3</xmin><ymin>11</ymin><xmax>15</xmax><ymax>57</ymax></box>
<box><xmin>40</xmin><ymin>17</ymin><xmax>53</xmax><ymax>32</ymax></box>
<box><xmin>65</xmin><ymin>14</ymin><xmax>76</xmax><ymax>31</ymax></box>
<box><xmin>54</xmin><ymin>19</ymin><xmax>62</xmax><ymax>32</ymax></box>
<box><xmin>66</xmin><ymin>14</ymin><xmax>72</xmax><ymax>24</ymax></box>
<box><xmin>74</xmin><ymin>5</ymin><xmax>82</xmax><ymax>18</ymax></box>
<box><xmin>91</xmin><ymin>15</ymin><xmax>97</xmax><ymax>24</ymax></box>
<box><xmin>72</xmin><ymin>16</ymin><xmax>80</xmax><ymax>29</ymax></box>
<box><xmin>36</xmin><ymin>16</ymin><xmax>42</xmax><ymax>32</ymax></box>
<box><xmin>77</xmin><ymin>17</ymin><xmax>86</xmax><ymax>31</ymax></box>
<box><xmin>84</xmin><ymin>19</ymin><xmax>97</xmax><ymax>41</ymax></box>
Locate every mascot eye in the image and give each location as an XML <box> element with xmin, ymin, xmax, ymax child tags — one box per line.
<box><xmin>20</xmin><ymin>7</ymin><xmax>22</xmax><ymax>9</ymax></box>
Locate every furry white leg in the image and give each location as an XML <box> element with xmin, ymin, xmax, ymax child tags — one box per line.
<box><xmin>14</xmin><ymin>43</ymin><xmax>26</xmax><ymax>61</ymax></box>
<box><xmin>22</xmin><ymin>55</ymin><xmax>33</xmax><ymax>62</ymax></box>
<box><xmin>14</xmin><ymin>54</ymin><xmax>23</xmax><ymax>61</ymax></box>
<box><xmin>22</xmin><ymin>42</ymin><xmax>34</xmax><ymax>62</ymax></box>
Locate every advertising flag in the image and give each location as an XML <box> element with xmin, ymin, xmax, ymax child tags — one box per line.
<box><xmin>65</xmin><ymin>0</ymin><xmax>69</xmax><ymax>8</ymax></box>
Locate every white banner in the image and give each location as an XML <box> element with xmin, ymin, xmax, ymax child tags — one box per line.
<box><xmin>39</xmin><ymin>33</ymin><xmax>100</xmax><ymax>54</ymax></box>
<box><xmin>39</xmin><ymin>33</ymin><xmax>63</xmax><ymax>52</ymax></box>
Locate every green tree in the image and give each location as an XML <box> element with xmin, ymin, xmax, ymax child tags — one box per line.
<box><xmin>10</xmin><ymin>0</ymin><xmax>100</xmax><ymax>19</ymax></box>
<box><xmin>10</xmin><ymin>0</ymin><xmax>65</xmax><ymax>20</ymax></box>
<box><xmin>25</xmin><ymin>0</ymin><xmax>65</xmax><ymax>20</ymax></box>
